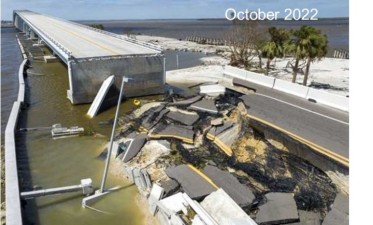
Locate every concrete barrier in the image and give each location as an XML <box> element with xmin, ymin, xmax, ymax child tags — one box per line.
<box><xmin>5</xmin><ymin>101</ymin><xmax>23</xmax><ymax>225</ymax></box>
<box><xmin>17</xmin><ymin>59</ymin><xmax>27</xmax><ymax>103</ymax></box>
<box><xmin>225</xmin><ymin>65</ymin><xmax>349</xmax><ymax>112</ymax></box>
<box><xmin>246</xmin><ymin>71</ymin><xmax>275</xmax><ymax>88</ymax></box>
<box><xmin>5</xmin><ymin>41</ymin><xmax>28</xmax><ymax>225</ymax></box>
<box><xmin>223</xmin><ymin>65</ymin><xmax>247</xmax><ymax>80</ymax></box>
<box><xmin>306</xmin><ymin>88</ymin><xmax>349</xmax><ymax>111</ymax></box>
<box><xmin>273</xmin><ymin>79</ymin><xmax>310</xmax><ymax>98</ymax></box>
<box><xmin>223</xmin><ymin>66</ymin><xmax>275</xmax><ymax>88</ymax></box>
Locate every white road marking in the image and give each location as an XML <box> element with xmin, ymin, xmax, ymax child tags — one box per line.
<box><xmin>255</xmin><ymin>93</ymin><xmax>349</xmax><ymax>125</ymax></box>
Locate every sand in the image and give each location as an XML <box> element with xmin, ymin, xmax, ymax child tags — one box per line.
<box><xmin>136</xmin><ymin>34</ymin><xmax>349</xmax><ymax>96</ymax></box>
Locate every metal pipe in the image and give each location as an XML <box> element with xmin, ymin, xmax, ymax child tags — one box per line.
<box><xmin>21</xmin><ymin>185</ymin><xmax>82</xmax><ymax>199</ymax></box>
<box><xmin>163</xmin><ymin>57</ymin><xmax>166</xmax><ymax>84</ymax></box>
<box><xmin>99</xmin><ymin>76</ymin><xmax>127</xmax><ymax>193</ymax></box>
<box><xmin>21</xmin><ymin>178</ymin><xmax>93</xmax><ymax>199</ymax></box>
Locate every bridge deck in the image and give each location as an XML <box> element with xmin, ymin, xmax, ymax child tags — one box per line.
<box><xmin>17</xmin><ymin>11</ymin><xmax>160</xmax><ymax>58</ymax></box>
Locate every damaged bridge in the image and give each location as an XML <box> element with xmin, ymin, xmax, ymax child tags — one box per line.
<box><xmin>13</xmin><ymin>10</ymin><xmax>165</xmax><ymax>104</ymax></box>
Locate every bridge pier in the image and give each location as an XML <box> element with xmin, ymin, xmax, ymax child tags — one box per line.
<box><xmin>67</xmin><ymin>55</ymin><xmax>164</xmax><ymax>104</ymax></box>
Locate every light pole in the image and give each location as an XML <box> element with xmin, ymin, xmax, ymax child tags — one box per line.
<box><xmin>99</xmin><ymin>76</ymin><xmax>131</xmax><ymax>193</ymax></box>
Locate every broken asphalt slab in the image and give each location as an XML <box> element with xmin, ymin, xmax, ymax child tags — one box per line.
<box><xmin>140</xmin><ymin>104</ymin><xmax>169</xmax><ymax>131</ymax></box>
<box><xmin>202</xmin><ymin>165</ymin><xmax>255</xmax><ymax>207</ymax></box>
<box><xmin>150</xmin><ymin>124</ymin><xmax>194</xmax><ymax>144</ymax></box>
<box><xmin>207</xmin><ymin>123</ymin><xmax>240</xmax><ymax>156</ymax></box>
<box><xmin>322</xmin><ymin>193</ymin><xmax>348</xmax><ymax>225</ymax></box>
<box><xmin>166</xmin><ymin>164</ymin><xmax>218</xmax><ymax>200</ymax></box>
<box><xmin>189</xmin><ymin>99</ymin><xmax>218</xmax><ymax>114</ymax></box>
<box><xmin>168</xmin><ymin>95</ymin><xmax>203</xmax><ymax>107</ymax></box>
<box><xmin>207</xmin><ymin>121</ymin><xmax>234</xmax><ymax>139</ymax></box>
<box><xmin>256</xmin><ymin>192</ymin><xmax>299</xmax><ymax>225</ymax></box>
<box><xmin>166</xmin><ymin>111</ymin><xmax>200</xmax><ymax>126</ymax></box>
<box><xmin>121</xmin><ymin>134</ymin><xmax>148</xmax><ymax>162</ymax></box>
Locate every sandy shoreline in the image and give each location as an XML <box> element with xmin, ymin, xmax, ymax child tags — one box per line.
<box><xmin>135</xmin><ymin>34</ymin><xmax>349</xmax><ymax>96</ymax></box>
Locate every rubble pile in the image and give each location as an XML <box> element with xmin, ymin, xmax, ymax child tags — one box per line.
<box><xmin>100</xmin><ymin>85</ymin><xmax>341</xmax><ymax>225</ymax></box>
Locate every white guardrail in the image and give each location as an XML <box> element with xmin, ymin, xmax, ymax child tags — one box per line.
<box><xmin>224</xmin><ymin>65</ymin><xmax>349</xmax><ymax>112</ymax></box>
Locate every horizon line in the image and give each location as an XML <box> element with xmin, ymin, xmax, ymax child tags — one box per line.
<box><xmin>2</xmin><ymin>16</ymin><xmax>349</xmax><ymax>22</ymax></box>
<box><xmin>72</xmin><ymin>16</ymin><xmax>349</xmax><ymax>22</ymax></box>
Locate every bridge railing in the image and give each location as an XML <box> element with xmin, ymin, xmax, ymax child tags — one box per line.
<box><xmin>47</xmin><ymin>14</ymin><xmax>163</xmax><ymax>52</ymax></box>
<box><xmin>16</xmin><ymin>12</ymin><xmax>73</xmax><ymax>59</ymax></box>
<box><xmin>73</xmin><ymin>22</ymin><xmax>163</xmax><ymax>52</ymax></box>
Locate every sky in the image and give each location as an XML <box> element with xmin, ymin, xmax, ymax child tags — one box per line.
<box><xmin>1</xmin><ymin>0</ymin><xmax>349</xmax><ymax>21</ymax></box>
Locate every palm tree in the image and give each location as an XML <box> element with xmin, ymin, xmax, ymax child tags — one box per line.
<box><xmin>302</xmin><ymin>27</ymin><xmax>328</xmax><ymax>86</ymax></box>
<box><xmin>284</xmin><ymin>30</ymin><xmax>307</xmax><ymax>83</ymax></box>
<box><xmin>261</xmin><ymin>41</ymin><xmax>277</xmax><ymax>75</ymax></box>
<box><xmin>261</xmin><ymin>27</ymin><xmax>290</xmax><ymax>75</ymax></box>
<box><xmin>285</xmin><ymin>26</ymin><xmax>328</xmax><ymax>85</ymax></box>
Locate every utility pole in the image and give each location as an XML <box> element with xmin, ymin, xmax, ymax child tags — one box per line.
<box><xmin>176</xmin><ymin>54</ymin><xmax>179</xmax><ymax>69</ymax></box>
<box><xmin>99</xmin><ymin>76</ymin><xmax>130</xmax><ymax>193</ymax></box>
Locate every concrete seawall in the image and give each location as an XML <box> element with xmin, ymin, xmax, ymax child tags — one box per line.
<box><xmin>5</xmin><ymin>37</ymin><xmax>28</xmax><ymax>225</ymax></box>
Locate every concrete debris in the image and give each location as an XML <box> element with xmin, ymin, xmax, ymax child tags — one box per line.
<box><xmin>124</xmin><ymin>140</ymin><xmax>171</xmax><ymax>183</ymax></box>
<box><xmin>160</xmin><ymin>179</ymin><xmax>180</xmax><ymax>198</ymax></box>
<box><xmin>210</xmin><ymin>118</ymin><xmax>224</xmax><ymax>126</ymax></box>
<box><xmin>157</xmin><ymin>192</ymin><xmax>189</xmax><ymax>217</ymax></box>
<box><xmin>150</xmin><ymin>124</ymin><xmax>194</xmax><ymax>144</ymax></box>
<box><xmin>121</xmin><ymin>134</ymin><xmax>148</xmax><ymax>163</ymax></box>
<box><xmin>148</xmin><ymin>184</ymin><xmax>165</xmax><ymax>215</ymax></box>
<box><xmin>87</xmin><ymin>75</ymin><xmax>115</xmax><ymax>117</ymax></box>
<box><xmin>322</xmin><ymin>194</ymin><xmax>348</xmax><ymax>225</ymax></box>
<box><xmin>169</xmin><ymin>95</ymin><xmax>203</xmax><ymax>107</ymax></box>
<box><xmin>256</xmin><ymin>192</ymin><xmax>299</xmax><ymax>225</ymax></box>
<box><xmin>126</xmin><ymin>167</ymin><xmax>152</xmax><ymax>192</ymax></box>
<box><xmin>200</xmin><ymin>84</ymin><xmax>226</xmax><ymax>97</ymax></box>
<box><xmin>166</xmin><ymin>164</ymin><xmax>218</xmax><ymax>200</ymax></box>
<box><xmin>116</xmin><ymin>139</ymin><xmax>131</xmax><ymax>159</ymax></box>
<box><xmin>201</xmin><ymin>188</ymin><xmax>257</xmax><ymax>225</ymax></box>
<box><xmin>202</xmin><ymin>165</ymin><xmax>255</xmax><ymax>207</ymax></box>
<box><xmin>189</xmin><ymin>99</ymin><xmax>218</xmax><ymax>114</ymax></box>
<box><xmin>166</xmin><ymin>111</ymin><xmax>200</xmax><ymax>126</ymax></box>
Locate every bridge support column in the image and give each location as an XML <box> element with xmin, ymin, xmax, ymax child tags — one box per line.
<box><xmin>30</xmin><ymin>30</ymin><xmax>37</xmax><ymax>40</ymax></box>
<box><xmin>25</xmin><ymin>27</ymin><xmax>30</xmax><ymax>38</ymax></box>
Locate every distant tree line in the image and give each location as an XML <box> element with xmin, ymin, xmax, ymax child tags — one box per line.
<box><xmin>88</xmin><ymin>24</ymin><xmax>105</xmax><ymax>30</ymax></box>
<box><xmin>228</xmin><ymin>20</ymin><xmax>328</xmax><ymax>86</ymax></box>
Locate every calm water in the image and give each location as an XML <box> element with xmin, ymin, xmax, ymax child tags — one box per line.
<box><xmin>2</xmin><ymin>29</ymin><xmax>145</xmax><ymax>225</ymax></box>
<box><xmin>1</xmin><ymin>28</ymin><xmax>23</xmax><ymax>140</ymax></box>
<box><xmin>79</xmin><ymin>18</ymin><xmax>349</xmax><ymax>52</ymax></box>
<box><xmin>1</xmin><ymin>27</ymin><xmax>205</xmax><ymax>225</ymax></box>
